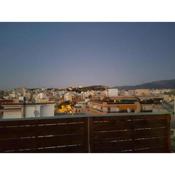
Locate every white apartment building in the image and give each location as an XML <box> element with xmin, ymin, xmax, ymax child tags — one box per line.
<box><xmin>105</xmin><ymin>88</ymin><xmax>119</xmax><ymax>97</ymax></box>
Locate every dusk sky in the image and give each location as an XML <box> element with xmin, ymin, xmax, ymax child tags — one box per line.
<box><xmin>0</xmin><ymin>22</ymin><xmax>175</xmax><ymax>89</ymax></box>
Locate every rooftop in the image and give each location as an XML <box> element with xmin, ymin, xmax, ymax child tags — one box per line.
<box><xmin>0</xmin><ymin>111</ymin><xmax>170</xmax><ymax>121</ymax></box>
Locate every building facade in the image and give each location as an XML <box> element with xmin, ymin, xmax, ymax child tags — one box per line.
<box><xmin>1</xmin><ymin>102</ymin><xmax>55</xmax><ymax>119</ymax></box>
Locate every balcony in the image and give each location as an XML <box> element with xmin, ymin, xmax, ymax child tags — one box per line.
<box><xmin>0</xmin><ymin>112</ymin><xmax>171</xmax><ymax>153</ymax></box>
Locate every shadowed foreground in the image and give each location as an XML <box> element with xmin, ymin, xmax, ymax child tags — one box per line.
<box><xmin>0</xmin><ymin>113</ymin><xmax>171</xmax><ymax>153</ymax></box>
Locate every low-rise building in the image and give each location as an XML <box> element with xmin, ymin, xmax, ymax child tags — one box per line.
<box><xmin>135</xmin><ymin>89</ymin><xmax>151</xmax><ymax>96</ymax></box>
<box><xmin>0</xmin><ymin>102</ymin><xmax>55</xmax><ymax>119</ymax></box>
<box><xmin>88</xmin><ymin>96</ymin><xmax>141</xmax><ymax>113</ymax></box>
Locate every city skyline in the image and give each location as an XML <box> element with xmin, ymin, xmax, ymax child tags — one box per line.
<box><xmin>0</xmin><ymin>22</ymin><xmax>175</xmax><ymax>89</ymax></box>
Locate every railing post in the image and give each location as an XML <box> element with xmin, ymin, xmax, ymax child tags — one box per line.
<box><xmin>166</xmin><ymin>115</ymin><xmax>171</xmax><ymax>152</ymax></box>
<box><xmin>87</xmin><ymin>116</ymin><xmax>91</xmax><ymax>153</ymax></box>
<box><xmin>130</xmin><ymin>116</ymin><xmax>135</xmax><ymax>152</ymax></box>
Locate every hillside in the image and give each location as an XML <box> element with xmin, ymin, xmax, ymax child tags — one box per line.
<box><xmin>117</xmin><ymin>79</ymin><xmax>175</xmax><ymax>90</ymax></box>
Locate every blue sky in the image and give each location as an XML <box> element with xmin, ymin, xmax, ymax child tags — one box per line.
<box><xmin>0</xmin><ymin>22</ymin><xmax>175</xmax><ymax>89</ymax></box>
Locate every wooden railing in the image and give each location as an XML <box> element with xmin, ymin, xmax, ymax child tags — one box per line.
<box><xmin>0</xmin><ymin>113</ymin><xmax>171</xmax><ymax>153</ymax></box>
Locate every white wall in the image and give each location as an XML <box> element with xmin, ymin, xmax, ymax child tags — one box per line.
<box><xmin>3</xmin><ymin>111</ymin><xmax>23</xmax><ymax>119</ymax></box>
<box><xmin>2</xmin><ymin>105</ymin><xmax>23</xmax><ymax>119</ymax></box>
<box><xmin>2</xmin><ymin>103</ymin><xmax>55</xmax><ymax>119</ymax></box>
<box><xmin>25</xmin><ymin>104</ymin><xmax>54</xmax><ymax>118</ymax></box>
<box><xmin>25</xmin><ymin>105</ymin><xmax>40</xmax><ymax>118</ymax></box>
<box><xmin>107</xmin><ymin>88</ymin><xmax>119</xmax><ymax>97</ymax></box>
<box><xmin>40</xmin><ymin>104</ymin><xmax>55</xmax><ymax>117</ymax></box>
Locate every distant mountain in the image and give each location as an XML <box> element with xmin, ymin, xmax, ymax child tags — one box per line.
<box><xmin>70</xmin><ymin>85</ymin><xmax>109</xmax><ymax>92</ymax></box>
<box><xmin>116</xmin><ymin>79</ymin><xmax>175</xmax><ymax>90</ymax></box>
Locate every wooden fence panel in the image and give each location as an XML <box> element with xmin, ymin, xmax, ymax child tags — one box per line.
<box><xmin>0</xmin><ymin>117</ymin><xmax>88</xmax><ymax>153</ymax></box>
<box><xmin>0</xmin><ymin>114</ymin><xmax>171</xmax><ymax>153</ymax></box>
<box><xmin>89</xmin><ymin>114</ymin><xmax>171</xmax><ymax>153</ymax></box>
